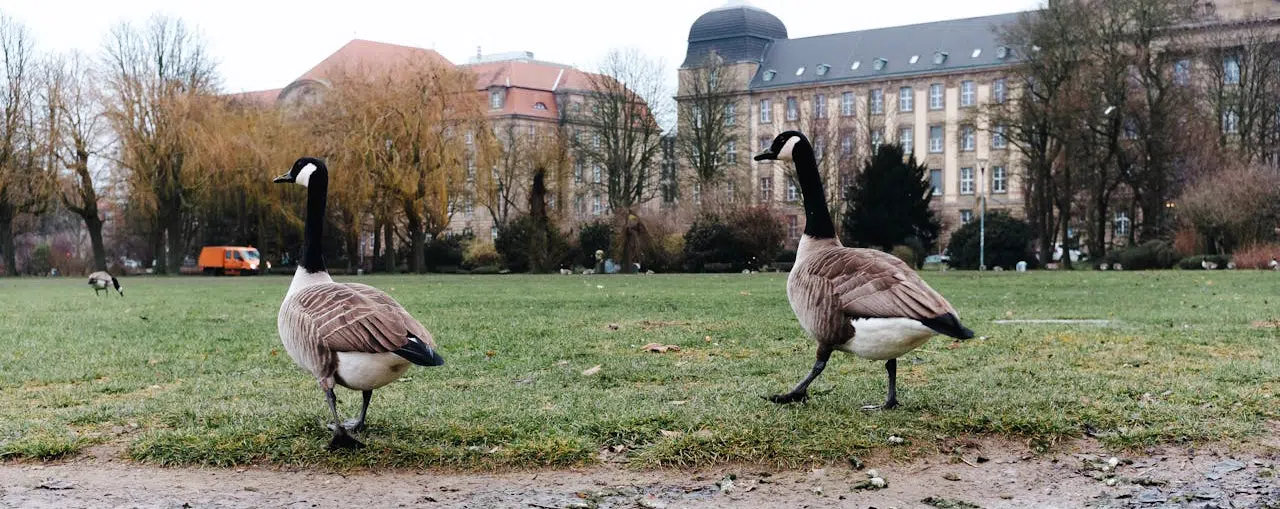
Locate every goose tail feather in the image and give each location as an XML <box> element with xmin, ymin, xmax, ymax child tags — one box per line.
<box><xmin>394</xmin><ymin>334</ymin><xmax>444</xmax><ymax>367</ymax></box>
<box><xmin>919</xmin><ymin>313</ymin><xmax>975</xmax><ymax>340</ymax></box>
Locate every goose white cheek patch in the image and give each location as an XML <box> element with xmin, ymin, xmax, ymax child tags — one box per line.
<box><xmin>778</xmin><ymin>136</ymin><xmax>800</xmax><ymax>160</ymax></box>
<box><xmin>296</xmin><ymin>163</ymin><xmax>317</xmax><ymax>188</ymax></box>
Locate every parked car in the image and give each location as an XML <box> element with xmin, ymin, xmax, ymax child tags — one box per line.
<box><xmin>198</xmin><ymin>246</ymin><xmax>264</xmax><ymax>276</ymax></box>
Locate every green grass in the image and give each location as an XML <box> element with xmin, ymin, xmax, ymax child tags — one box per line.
<box><xmin>1</xmin><ymin>271</ymin><xmax>1277</xmax><ymax>470</ymax></box>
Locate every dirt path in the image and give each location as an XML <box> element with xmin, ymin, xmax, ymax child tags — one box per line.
<box><xmin>2</xmin><ymin>437</ymin><xmax>1277</xmax><ymax>509</ymax></box>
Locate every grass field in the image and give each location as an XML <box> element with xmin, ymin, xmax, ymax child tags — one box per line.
<box><xmin>1</xmin><ymin>271</ymin><xmax>1277</xmax><ymax>471</ymax></box>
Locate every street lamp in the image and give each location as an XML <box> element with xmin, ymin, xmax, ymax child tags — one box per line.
<box><xmin>978</xmin><ymin>157</ymin><xmax>989</xmax><ymax>271</ymax></box>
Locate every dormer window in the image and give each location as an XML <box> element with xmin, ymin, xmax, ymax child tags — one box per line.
<box><xmin>534</xmin><ymin>102</ymin><xmax>547</xmax><ymax>110</ymax></box>
<box><xmin>971</xmin><ymin>48</ymin><xmax>982</xmax><ymax>58</ymax></box>
<box><xmin>763</xmin><ymin>69</ymin><xmax>776</xmax><ymax>81</ymax></box>
<box><xmin>816</xmin><ymin>64</ymin><xmax>830</xmax><ymax>76</ymax></box>
<box><xmin>873</xmin><ymin>58</ymin><xmax>887</xmax><ymax>71</ymax></box>
<box><xmin>996</xmin><ymin>46</ymin><xmax>1010</xmax><ymax>59</ymax></box>
<box><xmin>909</xmin><ymin>55</ymin><xmax>920</xmax><ymax>64</ymax></box>
<box><xmin>933</xmin><ymin>52</ymin><xmax>948</xmax><ymax>65</ymax></box>
<box><xmin>795</xmin><ymin>66</ymin><xmax>805</xmax><ymax>76</ymax></box>
<box><xmin>851</xmin><ymin>60</ymin><xmax>861</xmax><ymax>70</ymax></box>
<box><xmin>489</xmin><ymin>89</ymin><xmax>505</xmax><ymax>109</ymax></box>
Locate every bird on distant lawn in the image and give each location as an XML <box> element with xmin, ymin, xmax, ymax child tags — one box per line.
<box><xmin>88</xmin><ymin>271</ymin><xmax>123</xmax><ymax>297</ymax></box>
<box><xmin>273</xmin><ymin>157</ymin><xmax>444</xmax><ymax>450</ymax></box>
<box><xmin>754</xmin><ymin>131</ymin><xmax>974</xmax><ymax>410</ymax></box>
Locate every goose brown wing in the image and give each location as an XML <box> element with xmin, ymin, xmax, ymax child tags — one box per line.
<box><xmin>807</xmin><ymin>247</ymin><xmax>957</xmax><ymax>321</ymax></box>
<box><xmin>290</xmin><ymin>282</ymin><xmax>426</xmax><ymax>353</ymax></box>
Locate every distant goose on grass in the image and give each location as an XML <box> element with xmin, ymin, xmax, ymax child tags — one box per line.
<box><xmin>88</xmin><ymin>271</ymin><xmax>123</xmax><ymax>297</ymax></box>
<box><xmin>273</xmin><ymin>157</ymin><xmax>444</xmax><ymax>450</ymax></box>
<box><xmin>753</xmin><ymin>131</ymin><xmax>974</xmax><ymax>410</ymax></box>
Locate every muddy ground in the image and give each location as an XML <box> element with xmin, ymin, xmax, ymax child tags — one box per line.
<box><xmin>2</xmin><ymin>436</ymin><xmax>1277</xmax><ymax>509</ymax></box>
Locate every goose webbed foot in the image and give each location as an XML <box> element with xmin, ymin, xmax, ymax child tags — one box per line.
<box><xmin>327</xmin><ymin>428</ymin><xmax>365</xmax><ymax>450</ymax></box>
<box><xmin>765</xmin><ymin>391</ymin><xmax>809</xmax><ymax>404</ymax></box>
<box><xmin>861</xmin><ymin>359</ymin><xmax>899</xmax><ymax>411</ymax></box>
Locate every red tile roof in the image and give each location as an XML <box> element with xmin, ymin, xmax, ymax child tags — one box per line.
<box><xmin>225</xmin><ymin>88</ymin><xmax>282</xmax><ymax>106</ymax></box>
<box><xmin>296</xmin><ymin>39</ymin><xmax>453</xmax><ymax>83</ymax></box>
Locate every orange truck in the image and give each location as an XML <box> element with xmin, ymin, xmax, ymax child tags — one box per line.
<box><xmin>198</xmin><ymin>246</ymin><xmax>264</xmax><ymax>276</ymax></box>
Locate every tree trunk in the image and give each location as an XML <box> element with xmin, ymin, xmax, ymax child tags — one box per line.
<box><xmin>372</xmin><ymin>218</ymin><xmax>382</xmax><ymax>272</ymax></box>
<box><xmin>150</xmin><ymin>220</ymin><xmax>167</xmax><ymax>274</ymax></box>
<box><xmin>345</xmin><ymin>230</ymin><xmax>358</xmax><ymax>273</ymax></box>
<box><xmin>87</xmin><ymin>215</ymin><xmax>107</xmax><ymax>271</ymax></box>
<box><xmin>405</xmin><ymin>207</ymin><xmax>425</xmax><ymax>274</ymax></box>
<box><xmin>383</xmin><ymin>222</ymin><xmax>396</xmax><ymax>274</ymax></box>
<box><xmin>0</xmin><ymin>213</ymin><xmax>16</xmax><ymax>276</ymax></box>
<box><xmin>165</xmin><ymin>214</ymin><xmax>185</xmax><ymax>275</ymax></box>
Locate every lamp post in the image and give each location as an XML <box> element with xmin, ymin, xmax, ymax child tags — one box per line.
<box><xmin>978</xmin><ymin>158</ymin><xmax>988</xmax><ymax>271</ymax></box>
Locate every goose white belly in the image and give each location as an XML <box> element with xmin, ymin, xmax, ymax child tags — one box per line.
<box><xmin>91</xmin><ymin>280</ymin><xmax>108</xmax><ymax>289</ymax></box>
<box><xmin>335</xmin><ymin>352</ymin><xmax>411</xmax><ymax>390</ymax></box>
<box><xmin>839</xmin><ymin>318</ymin><xmax>936</xmax><ymax>360</ymax></box>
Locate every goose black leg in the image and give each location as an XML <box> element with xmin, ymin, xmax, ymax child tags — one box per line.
<box><xmin>342</xmin><ymin>390</ymin><xmax>372</xmax><ymax>432</ymax></box>
<box><xmin>324</xmin><ymin>387</ymin><xmax>365</xmax><ymax>450</ymax></box>
<box><xmin>861</xmin><ymin>359</ymin><xmax>899</xmax><ymax>411</ymax></box>
<box><xmin>767</xmin><ymin>345</ymin><xmax>833</xmax><ymax>404</ymax></box>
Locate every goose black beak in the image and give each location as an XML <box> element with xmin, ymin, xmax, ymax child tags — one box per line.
<box><xmin>754</xmin><ymin>149</ymin><xmax>777</xmax><ymax>161</ymax></box>
<box><xmin>273</xmin><ymin>172</ymin><xmax>294</xmax><ymax>184</ymax></box>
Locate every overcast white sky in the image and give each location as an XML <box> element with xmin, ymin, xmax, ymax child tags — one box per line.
<box><xmin>4</xmin><ymin>0</ymin><xmax>1042</xmax><ymax>95</ymax></box>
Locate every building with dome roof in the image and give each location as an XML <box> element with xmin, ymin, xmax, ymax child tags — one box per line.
<box><xmin>675</xmin><ymin>0</ymin><xmax>1280</xmax><ymax>252</ymax></box>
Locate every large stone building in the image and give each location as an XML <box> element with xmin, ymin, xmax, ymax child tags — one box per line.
<box><xmin>677</xmin><ymin>0</ymin><xmax>1280</xmax><ymax>251</ymax></box>
<box><xmin>231</xmin><ymin>39</ymin><xmax>644</xmax><ymax>243</ymax></box>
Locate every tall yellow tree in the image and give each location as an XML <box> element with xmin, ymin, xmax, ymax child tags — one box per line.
<box><xmin>0</xmin><ymin>14</ymin><xmax>51</xmax><ymax>276</ymax></box>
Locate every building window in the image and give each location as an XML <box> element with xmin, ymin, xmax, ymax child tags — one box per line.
<box><xmin>786</xmin><ymin>181</ymin><xmax>799</xmax><ymax>201</ymax></box>
<box><xmin>759</xmin><ymin>99</ymin><xmax>772</xmax><ymax>123</ymax></box>
<box><xmin>929</xmin><ymin>83</ymin><xmax>944</xmax><ymax>110</ymax></box>
<box><xmin>465</xmin><ymin>197</ymin><xmax>474</xmax><ymax>215</ymax></box>
<box><xmin>841</xmin><ymin>91</ymin><xmax>854</xmax><ymax>116</ymax></box>
<box><xmin>592</xmin><ymin>164</ymin><xmax>602</xmax><ymax>184</ymax></box>
<box><xmin>1124</xmin><ymin>118</ymin><xmax>1138</xmax><ymax>139</ymax></box>
<box><xmin>725</xmin><ymin>102</ymin><xmax>736</xmax><ymax>125</ymax></box>
<box><xmin>786</xmin><ymin>96</ymin><xmax>798</xmax><ymax>121</ymax></box>
<box><xmin>692</xmin><ymin>182</ymin><xmax>701</xmax><ymax>204</ymax></box>
<box><xmin>993</xmin><ymin>78</ymin><xmax>1007</xmax><ymax>104</ymax></box>
<box><xmin>873</xmin><ymin>57</ymin><xmax>887</xmax><ymax>70</ymax></box>
<box><xmin>692</xmin><ymin>105</ymin><xmax>704</xmax><ymax>128</ymax></box>
<box><xmin>814</xmin><ymin>94</ymin><xmax>827</xmax><ymax>118</ymax></box>
<box><xmin>466</xmin><ymin>158</ymin><xmax>476</xmax><ymax>182</ymax></box>
<box><xmin>489</xmin><ymin>89</ymin><xmax>504</xmax><ymax>109</ymax></box>
<box><xmin>960</xmin><ymin>80</ymin><xmax>976</xmax><ymax>107</ymax></box>
<box><xmin>816</xmin><ymin>64</ymin><xmax>830</xmax><ymax>76</ymax></box>
<box><xmin>840</xmin><ymin>172</ymin><xmax>854</xmax><ymax>198</ymax></box>
<box><xmin>592</xmin><ymin>134</ymin><xmax>600</xmax><ymax>148</ymax></box>
<box><xmin>929</xmin><ymin>125</ymin><xmax>943</xmax><ymax>153</ymax></box>
<box><xmin>899</xmin><ymin>127</ymin><xmax>913</xmax><ymax>155</ymax></box>
<box><xmin>960</xmin><ymin>125</ymin><xmax>975</xmax><ymax>151</ymax></box>
<box><xmin>814</xmin><ymin>139</ymin><xmax>825</xmax><ymax>160</ymax></box>
<box><xmin>960</xmin><ymin>167</ymin><xmax>975</xmax><ymax>194</ymax></box>
<box><xmin>1223</xmin><ymin>109</ymin><xmax>1239</xmax><ymax>133</ymax></box>
<box><xmin>490</xmin><ymin>226</ymin><xmax>499</xmax><ymax>240</ymax></box>
<box><xmin>1174</xmin><ymin>59</ymin><xmax>1191</xmax><ymax>86</ymax></box>
<box><xmin>899</xmin><ymin>86</ymin><xmax>913</xmax><ymax>112</ymax></box>
<box><xmin>759</xmin><ymin>176</ymin><xmax>773</xmax><ymax>201</ymax></box>
<box><xmin>763</xmin><ymin>70</ymin><xmax>776</xmax><ymax>81</ymax></box>
<box><xmin>992</xmin><ymin>125</ymin><xmax>1008</xmax><ymax>149</ymax></box>
<box><xmin>759</xmin><ymin>135</ymin><xmax>771</xmax><ymax>151</ymax></box>
<box><xmin>726</xmin><ymin>141</ymin><xmax>737</xmax><ymax>164</ymax></box>
<box><xmin>871</xmin><ymin>128</ymin><xmax>884</xmax><ymax>153</ymax></box>
<box><xmin>929</xmin><ymin>169</ymin><xmax>943</xmax><ymax>195</ymax></box>
<box><xmin>1223</xmin><ymin>55</ymin><xmax>1240</xmax><ymax>85</ymax></box>
<box><xmin>575</xmin><ymin>196</ymin><xmax>585</xmax><ymax>214</ymax></box>
<box><xmin>726</xmin><ymin>181</ymin><xmax>735</xmax><ymax>203</ymax></box>
<box><xmin>1114</xmin><ymin>211</ymin><xmax>1130</xmax><ymax>237</ymax></box>
<box><xmin>841</xmin><ymin>134</ymin><xmax>853</xmax><ymax>156</ymax></box>
<box><xmin>870</xmin><ymin>89</ymin><xmax>884</xmax><ymax>114</ymax></box>
<box><xmin>787</xmin><ymin>216</ymin><xmax>800</xmax><ymax>240</ymax></box>
<box><xmin>960</xmin><ymin>209</ymin><xmax>973</xmax><ymax>224</ymax></box>
<box><xmin>592</xmin><ymin>195</ymin><xmax>603</xmax><ymax>216</ymax></box>
<box><xmin>465</xmin><ymin>131</ymin><xmax>474</xmax><ymax>145</ymax></box>
<box><xmin>992</xmin><ymin>165</ymin><xmax>1007</xmax><ymax>193</ymax></box>
<box><xmin>534</xmin><ymin>102</ymin><xmax>547</xmax><ymax>110</ymax></box>
<box><xmin>574</xmin><ymin>161</ymin><xmax>583</xmax><ymax>183</ymax></box>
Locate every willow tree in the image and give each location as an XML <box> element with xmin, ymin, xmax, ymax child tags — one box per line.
<box><xmin>0</xmin><ymin>14</ymin><xmax>50</xmax><ymax>276</ymax></box>
<box><xmin>101</xmin><ymin>15</ymin><xmax>218</xmax><ymax>273</ymax></box>
<box><xmin>676</xmin><ymin>52</ymin><xmax>742</xmax><ymax>211</ymax></box>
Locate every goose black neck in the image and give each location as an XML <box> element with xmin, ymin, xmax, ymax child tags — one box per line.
<box><xmin>302</xmin><ymin>171</ymin><xmax>328</xmax><ymax>273</ymax></box>
<box><xmin>792</xmin><ymin>138</ymin><xmax>836</xmax><ymax>239</ymax></box>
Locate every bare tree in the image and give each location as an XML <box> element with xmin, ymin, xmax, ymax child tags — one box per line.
<box><xmin>676</xmin><ymin>52</ymin><xmax>742</xmax><ymax>211</ymax></box>
<box><xmin>1198</xmin><ymin>22</ymin><xmax>1280</xmax><ymax>166</ymax></box>
<box><xmin>100</xmin><ymin>14</ymin><xmax>218</xmax><ymax>274</ymax></box>
<box><xmin>573</xmin><ymin>48</ymin><xmax>670</xmax><ymax>272</ymax></box>
<box><xmin>44</xmin><ymin>51</ymin><xmax>110</xmax><ymax>271</ymax></box>
<box><xmin>0</xmin><ymin>14</ymin><xmax>50</xmax><ymax>276</ymax></box>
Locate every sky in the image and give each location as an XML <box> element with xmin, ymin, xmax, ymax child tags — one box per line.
<box><xmin>4</xmin><ymin>0</ymin><xmax>1042</xmax><ymax>96</ymax></box>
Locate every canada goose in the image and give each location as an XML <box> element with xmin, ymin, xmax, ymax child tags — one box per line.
<box><xmin>1201</xmin><ymin>259</ymin><xmax>1219</xmax><ymax>270</ymax></box>
<box><xmin>88</xmin><ymin>271</ymin><xmax>122</xmax><ymax>297</ymax></box>
<box><xmin>273</xmin><ymin>157</ymin><xmax>444</xmax><ymax>450</ymax></box>
<box><xmin>754</xmin><ymin>131</ymin><xmax>974</xmax><ymax>410</ymax></box>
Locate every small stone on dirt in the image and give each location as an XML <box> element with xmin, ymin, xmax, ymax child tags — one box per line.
<box><xmin>640</xmin><ymin>343</ymin><xmax>680</xmax><ymax>353</ymax></box>
<box><xmin>36</xmin><ymin>478</ymin><xmax>74</xmax><ymax>490</ymax></box>
<box><xmin>888</xmin><ymin>435</ymin><xmax>905</xmax><ymax>444</ymax></box>
<box><xmin>637</xmin><ymin>495</ymin><xmax>667</xmax><ymax>508</ymax></box>
<box><xmin>848</xmin><ymin>456</ymin><xmax>864</xmax><ymax>470</ymax></box>
<box><xmin>607</xmin><ymin>323</ymin><xmax>619</xmax><ymax>330</ymax></box>
<box><xmin>866</xmin><ymin>469</ymin><xmax>880</xmax><ymax>479</ymax></box>
<box><xmin>581</xmin><ymin>365</ymin><xmax>601</xmax><ymax>376</ymax></box>
<box><xmin>1136</xmin><ymin>488</ymin><xmax>1167</xmax><ymax>503</ymax></box>
<box><xmin>943</xmin><ymin>473</ymin><xmax>960</xmax><ymax>481</ymax></box>
<box><xmin>717</xmin><ymin>475</ymin><xmax>735</xmax><ymax>493</ymax></box>
<box><xmin>921</xmin><ymin>496</ymin><xmax>981</xmax><ymax>508</ymax></box>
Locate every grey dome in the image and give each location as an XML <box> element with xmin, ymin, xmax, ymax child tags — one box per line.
<box><xmin>683</xmin><ymin>3</ymin><xmax>787</xmax><ymax>68</ymax></box>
